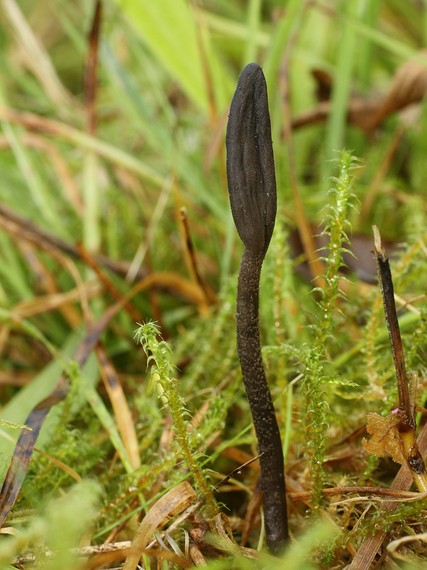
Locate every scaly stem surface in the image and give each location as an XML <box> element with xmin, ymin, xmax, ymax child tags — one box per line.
<box><xmin>237</xmin><ymin>248</ymin><xmax>288</xmax><ymax>553</ymax></box>
<box><xmin>226</xmin><ymin>62</ymin><xmax>288</xmax><ymax>553</ymax></box>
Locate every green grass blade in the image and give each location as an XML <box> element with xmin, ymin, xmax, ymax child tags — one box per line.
<box><xmin>111</xmin><ymin>0</ymin><xmax>230</xmax><ymax>113</ymax></box>
<box><xmin>1</xmin><ymin>121</ymin><xmax>68</xmax><ymax>238</ymax></box>
<box><xmin>324</xmin><ymin>3</ymin><xmax>362</xmax><ymax>164</ymax></box>
<box><xmin>81</xmin><ymin>381</ymin><xmax>135</xmax><ymax>475</ymax></box>
<box><xmin>244</xmin><ymin>0</ymin><xmax>261</xmax><ymax>64</ymax></box>
<box><xmin>82</xmin><ymin>152</ymin><xmax>101</xmax><ymax>252</ymax></box>
<box><xmin>263</xmin><ymin>0</ymin><xmax>306</xmax><ymax>98</ymax></box>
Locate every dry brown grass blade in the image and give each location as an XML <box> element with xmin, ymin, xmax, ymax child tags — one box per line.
<box><xmin>0</xmin><ymin>203</ymin><xmax>148</xmax><ymax>279</ymax></box>
<box><xmin>86</xmin><ymin>546</ymin><xmax>192</xmax><ymax>570</ymax></box>
<box><xmin>289</xmin><ymin>485</ymin><xmax>423</xmax><ymax>503</ymax></box>
<box><xmin>0</xmin><ymin>296</ymin><xmax>134</xmax><ymax>528</ymax></box>
<box><xmin>0</xmin><ymin>370</ymin><xmax>33</xmax><ymax>387</ymax></box>
<box><xmin>0</xmin><ymin>204</ymin><xmax>208</xmax><ymax>305</ymax></box>
<box><xmin>241</xmin><ymin>484</ymin><xmax>263</xmax><ymax>547</ymax></box>
<box><xmin>79</xmin><ymin>541</ymin><xmax>131</xmax><ymax>570</ymax></box>
<box><xmin>0</xmin><ymin>378</ymin><xmax>69</xmax><ymax>528</ymax></box>
<box><xmin>126</xmin><ymin>271</ymin><xmax>208</xmax><ymax>306</ymax></box>
<box><xmin>123</xmin><ymin>481</ymin><xmax>197</xmax><ymax>570</ymax></box>
<box><xmin>0</xmin><ymin>133</ymin><xmax>83</xmax><ymax>213</ymax></box>
<box><xmin>178</xmin><ymin>207</ymin><xmax>217</xmax><ymax>313</ymax></box>
<box><xmin>291</xmin><ymin>95</ymin><xmax>380</xmax><ymax>132</ymax></box>
<box><xmin>0</xmin><ymin>205</ymin><xmax>91</xmax><ymax>331</ymax></box>
<box><xmin>364</xmin><ymin>50</ymin><xmax>427</xmax><ymax>131</ymax></box>
<box><xmin>387</xmin><ymin>532</ymin><xmax>427</xmax><ymax>563</ymax></box>
<box><xmin>12</xmin><ymin>281</ymin><xmax>100</xmax><ymax>320</ymax></box>
<box><xmin>85</xmin><ymin>0</ymin><xmax>102</xmax><ymax>135</ymax></box>
<box><xmin>96</xmin><ymin>344</ymin><xmax>141</xmax><ymax>470</ymax></box>
<box><xmin>34</xmin><ymin>448</ymin><xmax>82</xmax><ymax>483</ymax></box>
<box><xmin>292</xmin><ymin>51</ymin><xmax>427</xmax><ymax>133</ymax></box>
<box><xmin>14</xmin><ymin>240</ymin><xmax>84</xmax><ymax>328</ymax></box>
<box><xmin>76</xmin><ymin>241</ymin><xmax>142</xmax><ymax>322</ymax></box>
<box><xmin>1</xmin><ymin>0</ymin><xmax>75</xmax><ymax>113</ymax></box>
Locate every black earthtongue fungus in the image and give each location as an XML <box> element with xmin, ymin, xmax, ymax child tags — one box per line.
<box><xmin>226</xmin><ymin>62</ymin><xmax>289</xmax><ymax>554</ymax></box>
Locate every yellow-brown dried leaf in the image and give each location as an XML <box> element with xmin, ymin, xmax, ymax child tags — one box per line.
<box><xmin>362</xmin><ymin>412</ymin><xmax>404</xmax><ymax>464</ymax></box>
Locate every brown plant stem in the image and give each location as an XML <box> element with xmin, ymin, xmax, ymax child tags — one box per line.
<box><xmin>373</xmin><ymin>225</ymin><xmax>427</xmax><ymax>491</ymax></box>
<box><xmin>348</xmin><ymin>421</ymin><xmax>427</xmax><ymax>569</ymax></box>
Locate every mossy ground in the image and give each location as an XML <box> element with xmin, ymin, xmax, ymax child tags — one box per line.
<box><xmin>1</xmin><ymin>2</ymin><xmax>427</xmax><ymax>568</ymax></box>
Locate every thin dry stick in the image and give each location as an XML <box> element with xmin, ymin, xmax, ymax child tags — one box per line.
<box><xmin>350</xmin><ymin>228</ymin><xmax>427</xmax><ymax>568</ymax></box>
<box><xmin>85</xmin><ymin>0</ymin><xmax>102</xmax><ymax>135</ymax></box>
<box><xmin>373</xmin><ymin>226</ymin><xmax>414</xmax><ymax>425</ymax></box>
<box><xmin>178</xmin><ymin>207</ymin><xmax>217</xmax><ymax>308</ymax></box>
<box><xmin>373</xmin><ymin>225</ymin><xmax>427</xmax><ymax>491</ymax></box>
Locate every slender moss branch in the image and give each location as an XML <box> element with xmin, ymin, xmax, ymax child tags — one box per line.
<box><xmin>135</xmin><ymin>322</ymin><xmax>218</xmax><ymax>518</ymax></box>
<box><xmin>302</xmin><ymin>151</ymin><xmax>358</xmax><ymax>508</ymax></box>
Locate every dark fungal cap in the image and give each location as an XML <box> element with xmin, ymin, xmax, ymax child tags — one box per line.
<box><xmin>226</xmin><ymin>62</ymin><xmax>277</xmax><ymax>257</ymax></box>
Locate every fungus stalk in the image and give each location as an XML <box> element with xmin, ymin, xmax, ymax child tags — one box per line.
<box><xmin>226</xmin><ymin>62</ymin><xmax>288</xmax><ymax>553</ymax></box>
